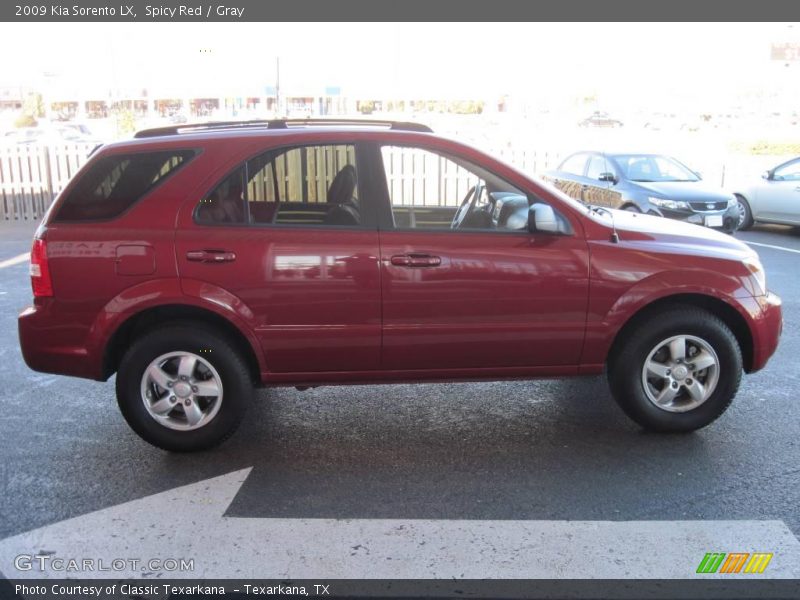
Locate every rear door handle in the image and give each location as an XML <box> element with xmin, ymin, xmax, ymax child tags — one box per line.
<box><xmin>389</xmin><ymin>254</ymin><xmax>441</xmax><ymax>267</ymax></box>
<box><xmin>186</xmin><ymin>250</ymin><xmax>237</xmax><ymax>263</ymax></box>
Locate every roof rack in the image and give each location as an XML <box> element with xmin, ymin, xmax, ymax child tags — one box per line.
<box><xmin>134</xmin><ymin>119</ymin><xmax>432</xmax><ymax>139</ymax></box>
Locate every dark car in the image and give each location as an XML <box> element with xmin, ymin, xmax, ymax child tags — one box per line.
<box><xmin>544</xmin><ymin>151</ymin><xmax>739</xmax><ymax>233</ymax></box>
<box><xmin>18</xmin><ymin>120</ymin><xmax>781</xmax><ymax>451</ymax></box>
<box><xmin>578</xmin><ymin>112</ymin><xmax>623</xmax><ymax>128</ymax></box>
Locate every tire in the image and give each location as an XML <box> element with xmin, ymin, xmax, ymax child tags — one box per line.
<box><xmin>116</xmin><ymin>323</ymin><xmax>253</xmax><ymax>451</ymax></box>
<box><xmin>735</xmin><ymin>195</ymin><xmax>754</xmax><ymax>230</ymax></box>
<box><xmin>608</xmin><ymin>307</ymin><xmax>742</xmax><ymax>433</ymax></box>
<box><xmin>623</xmin><ymin>204</ymin><xmax>641</xmax><ymax>213</ymax></box>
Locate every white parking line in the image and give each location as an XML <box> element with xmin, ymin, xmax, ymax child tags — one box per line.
<box><xmin>745</xmin><ymin>241</ymin><xmax>800</xmax><ymax>255</ymax></box>
<box><xmin>0</xmin><ymin>252</ymin><xmax>29</xmax><ymax>269</ymax></box>
<box><xmin>1</xmin><ymin>469</ymin><xmax>799</xmax><ymax>579</ymax></box>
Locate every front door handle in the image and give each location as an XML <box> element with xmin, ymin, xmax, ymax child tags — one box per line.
<box><xmin>186</xmin><ymin>250</ymin><xmax>237</xmax><ymax>263</ymax></box>
<box><xmin>389</xmin><ymin>254</ymin><xmax>441</xmax><ymax>267</ymax></box>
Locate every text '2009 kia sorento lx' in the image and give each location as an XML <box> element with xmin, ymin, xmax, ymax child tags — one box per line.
<box><xmin>18</xmin><ymin>120</ymin><xmax>782</xmax><ymax>451</ymax></box>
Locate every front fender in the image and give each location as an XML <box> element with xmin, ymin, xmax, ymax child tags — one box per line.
<box><xmin>582</xmin><ymin>268</ymin><xmax>758</xmax><ymax>367</ymax></box>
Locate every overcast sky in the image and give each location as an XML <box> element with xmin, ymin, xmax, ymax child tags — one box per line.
<box><xmin>1</xmin><ymin>22</ymin><xmax>798</xmax><ymax>109</ymax></box>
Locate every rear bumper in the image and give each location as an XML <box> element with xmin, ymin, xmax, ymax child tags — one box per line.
<box><xmin>18</xmin><ymin>303</ymin><xmax>101</xmax><ymax>380</ymax></box>
<box><xmin>749</xmin><ymin>292</ymin><xmax>783</xmax><ymax>372</ymax></box>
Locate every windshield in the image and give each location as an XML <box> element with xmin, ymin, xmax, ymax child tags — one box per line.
<box><xmin>613</xmin><ymin>154</ymin><xmax>699</xmax><ymax>182</ymax></box>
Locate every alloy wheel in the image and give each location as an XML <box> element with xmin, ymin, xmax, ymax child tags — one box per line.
<box><xmin>640</xmin><ymin>335</ymin><xmax>720</xmax><ymax>413</ymax></box>
<box><xmin>140</xmin><ymin>351</ymin><xmax>224</xmax><ymax>431</ymax></box>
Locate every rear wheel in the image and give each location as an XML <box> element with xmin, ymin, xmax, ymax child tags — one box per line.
<box><xmin>608</xmin><ymin>308</ymin><xmax>742</xmax><ymax>432</ymax></box>
<box><xmin>623</xmin><ymin>204</ymin><xmax>641</xmax><ymax>213</ymax></box>
<box><xmin>116</xmin><ymin>323</ymin><xmax>253</xmax><ymax>451</ymax></box>
<box><xmin>736</xmin><ymin>195</ymin><xmax>754</xmax><ymax>230</ymax></box>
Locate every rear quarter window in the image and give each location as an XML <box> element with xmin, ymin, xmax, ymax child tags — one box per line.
<box><xmin>54</xmin><ymin>149</ymin><xmax>196</xmax><ymax>221</ymax></box>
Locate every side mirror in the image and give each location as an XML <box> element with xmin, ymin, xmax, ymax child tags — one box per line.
<box><xmin>598</xmin><ymin>172</ymin><xmax>617</xmax><ymax>183</ymax></box>
<box><xmin>762</xmin><ymin>170</ymin><xmax>772</xmax><ymax>180</ymax></box>
<box><xmin>528</xmin><ymin>203</ymin><xmax>560</xmax><ymax>234</ymax></box>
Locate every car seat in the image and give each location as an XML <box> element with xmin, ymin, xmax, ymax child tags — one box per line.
<box><xmin>627</xmin><ymin>160</ymin><xmax>651</xmax><ymax>181</ymax></box>
<box><xmin>325</xmin><ymin>165</ymin><xmax>360</xmax><ymax>225</ymax></box>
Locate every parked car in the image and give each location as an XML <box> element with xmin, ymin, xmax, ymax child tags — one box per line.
<box><xmin>544</xmin><ymin>151</ymin><xmax>739</xmax><ymax>233</ymax></box>
<box><xmin>3</xmin><ymin>125</ymin><xmax>100</xmax><ymax>145</ymax></box>
<box><xmin>643</xmin><ymin>113</ymin><xmax>678</xmax><ymax>131</ymax></box>
<box><xmin>169</xmin><ymin>113</ymin><xmax>189</xmax><ymax>124</ymax></box>
<box><xmin>578</xmin><ymin>111</ymin><xmax>623</xmax><ymax>128</ymax></box>
<box><xmin>61</xmin><ymin>122</ymin><xmax>95</xmax><ymax>137</ymax></box>
<box><xmin>732</xmin><ymin>157</ymin><xmax>800</xmax><ymax>229</ymax></box>
<box><xmin>18</xmin><ymin>120</ymin><xmax>781</xmax><ymax>451</ymax></box>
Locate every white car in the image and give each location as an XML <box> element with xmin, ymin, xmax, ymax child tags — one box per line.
<box><xmin>2</xmin><ymin>125</ymin><xmax>100</xmax><ymax>146</ymax></box>
<box><xmin>734</xmin><ymin>157</ymin><xmax>800</xmax><ymax>229</ymax></box>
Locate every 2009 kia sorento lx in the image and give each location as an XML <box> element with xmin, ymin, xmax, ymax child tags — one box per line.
<box><xmin>18</xmin><ymin>120</ymin><xmax>782</xmax><ymax>452</ymax></box>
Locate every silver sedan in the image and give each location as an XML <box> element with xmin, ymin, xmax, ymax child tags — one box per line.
<box><xmin>733</xmin><ymin>157</ymin><xmax>800</xmax><ymax>229</ymax></box>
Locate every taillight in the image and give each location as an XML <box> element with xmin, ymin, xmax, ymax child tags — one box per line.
<box><xmin>30</xmin><ymin>238</ymin><xmax>53</xmax><ymax>297</ymax></box>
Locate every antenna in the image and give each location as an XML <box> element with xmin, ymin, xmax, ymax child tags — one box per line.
<box><xmin>610</xmin><ymin>217</ymin><xmax>620</xmax><ymax>244</ymax></box>
<box><xmin>601</xmin><ymin>151</ymin><xmax>620</xmax><ymax>243</ymax></box>
<box><xmin>588</xmin><ymin>205</ymin><xmax>620</xmax><ymax>243</ymax></box>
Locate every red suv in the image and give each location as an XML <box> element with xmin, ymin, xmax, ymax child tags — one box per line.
<box><xmin>18</xmin><ymin>120</ymin><xmax>782</xmax><ymax>451</ymax></box>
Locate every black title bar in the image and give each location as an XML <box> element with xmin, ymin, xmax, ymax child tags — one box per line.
<box><xmin>2</xmin><ymin>0</ymin><xmax>800</xmax><ymax>22</ymax></box>
<box><xmin>3</xmin><ymin>579</ymin><xmax>800</xmax><ymax>600</ymax></box>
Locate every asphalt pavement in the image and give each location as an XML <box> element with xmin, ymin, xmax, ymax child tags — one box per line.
<box><xmin>0</xmin><ymin>221</ymin><xmax>798</xmax><ymax>581</ymax></box>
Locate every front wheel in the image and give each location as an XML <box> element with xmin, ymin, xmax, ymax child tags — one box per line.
<box><xmin>608</xmin><ymin>308</ymin><xmax>742</xmax><ymax>432</ymax></box>
<box><xmin>736</xmin><ymin>195</ymin><xmax>754</xmax><ymax>230</ymax></box>
<box><xmin>116</xmin><ymin>323</ymin><xmax>253</xmax><ymax>451</ymax></box>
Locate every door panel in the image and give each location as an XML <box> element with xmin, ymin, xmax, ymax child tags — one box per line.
<box><xmin>758</xmin><ymin>160</ymin><xmax>800</xmax><ymax>222</ymax></box>
<box><xmin>757</xmin><ymin>182</ymin><xmax>800</xmax><ymax>223</ymax></box>
<box><xmin>554</xmin><ymin>175</ymin><xmax>586</xmax><ymax>203</ymax></box>
<box><xmin>379</xmin><ymin>231</ymin><xmax>590</xmax><ymax>370</ymax></box>
<box><xmin>176</xmin><ymin>227</ymin><xmax>381</xmax><ymax>372</ymax></box>
<box><xmin>176</xmin><ymin>141</ymin><xmax>381</xmax><ymax>374</ymax></box>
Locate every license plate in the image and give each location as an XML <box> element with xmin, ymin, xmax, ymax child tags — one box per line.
<box><xmin>705</xmin><ymin>215</ymin><xmax>723</xmax><ymax>227</ymax></box>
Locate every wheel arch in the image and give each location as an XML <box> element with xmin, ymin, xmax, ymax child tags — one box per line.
<box><xmin>102</xmin><ymin>304</ymin><xmax>262</xmax><ymax>384</ymax></box>
<box><xmin>733</xmin><ymin>192</ymin><xmax>755</xmax><ymax>224</ymax></box>
<box><xmin>607</xmin><ymin>293</ymin><xmax>754</xmax><ymax>373</ymax></box>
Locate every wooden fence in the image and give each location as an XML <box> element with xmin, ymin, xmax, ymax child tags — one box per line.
<box><xmin>0</xmin><ymin>143</ymin><xmax>97</xmax><ymax>221</ymax></box>
<box><xmin>0</xmin><ymin>143</ymin><xmax>561</xmax><ymax>222</ymax></box>
<box><xmin>0</xmin><ymin>142</ymin><xmax>782</xmax><ymax>222</ymax></box>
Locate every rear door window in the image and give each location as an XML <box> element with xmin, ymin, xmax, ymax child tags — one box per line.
<box><xmin>195</xmin><ymin>144</ymin><xmax>364</xmax><ymax>228</ymax></box>
<box><xmin>55</xmin><ymin>150</ymin><xmax>195</xmax><ymax>221</ymax></box>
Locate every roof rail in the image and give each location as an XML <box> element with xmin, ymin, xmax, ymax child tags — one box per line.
<box><xmin>134</xmin><ymin>119</ymin><xmax>432</xmax><ymax>139</ymax></box>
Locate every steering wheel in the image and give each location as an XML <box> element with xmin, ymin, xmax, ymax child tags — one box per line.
<box><xmin>450</xmin><ymin>183</ymin><xmax>484</xmax><ymax>229</ymax></box>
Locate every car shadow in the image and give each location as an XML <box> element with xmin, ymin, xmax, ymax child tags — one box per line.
<box><xmin>191</xmin><ymin>377</ymin><xmax>743</xmax><ymax>521</ymax></box>
<box><xmin>751</xmin><ymin>223</ymin><xmax>800</xmax><ymax>238</ymax></box>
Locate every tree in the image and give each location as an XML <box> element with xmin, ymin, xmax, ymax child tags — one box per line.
<box><xmin>115</xmin><ymin>109</ymin><xmax>137</xmax><ymax>136</ymax></box>
<box><xmin>23</xmin><ymin>92</ymin><xmax>44</xmax><ymax>118</ymax></box>
<box><xmin>14</xmin><ymin>113</ymin><xmax>37</xmax><ymax>128</ymax></box>
<box><xmin>15</xmin><ymin>92</ymin><xmax>44</xmax><ymax>128</ymax></box>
